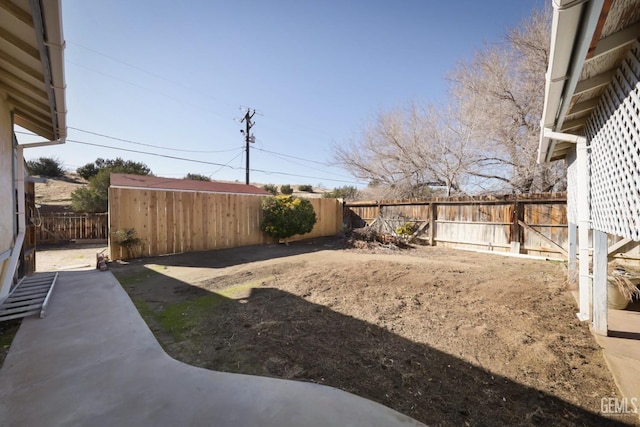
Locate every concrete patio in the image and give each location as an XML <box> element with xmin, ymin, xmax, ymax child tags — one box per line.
<box><xmin>0</xmin><ymin>270</ymin><xmax>424</xmax><ymax>427</ymax></box>
<box><xmin>596</xmin><ymin>304</ymin><xmax>640</xmax><ymax>419</ymax></box>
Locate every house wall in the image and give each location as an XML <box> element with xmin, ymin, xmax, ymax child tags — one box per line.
<box><xmin>0</xmin><ymin>97</ymin><xmax>14</xmax><ymax>288</ymax></box>
<box><xmin>585</xmin><ymin>41</ymin><xmax>640</xmax><ymax>242</ymax></box>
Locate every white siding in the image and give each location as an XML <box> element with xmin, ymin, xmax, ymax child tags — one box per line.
<box><xmin>0</xmin><ymin>98</ymin><xmax>14</xmax><ymax>285</ymax></box>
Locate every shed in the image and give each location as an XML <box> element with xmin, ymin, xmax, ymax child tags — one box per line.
<box><xmin>110</xmin><ymin>173</ymin><xmax>271</xmax><ymax>196</ymax></box>
<box><xmin>537</xmin><ymin>0</ymin><xmax>640</xmax><ymax>335</ymax></box>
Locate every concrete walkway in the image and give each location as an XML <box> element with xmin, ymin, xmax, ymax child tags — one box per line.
<box><xmin>596</xmin><ymin>304</ymin><xmax>640</xmax><ymax>417</ymax></box>
<box><xmin>0</xmin><ymin>270</ymin><xmax>424</xmax><ymax>427</ymax></box>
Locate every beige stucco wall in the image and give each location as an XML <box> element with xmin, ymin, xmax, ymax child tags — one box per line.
<box><xmin>0</xmin><ymin>97</ymin><xmax>14</xmax><ymax>286</ymax></box>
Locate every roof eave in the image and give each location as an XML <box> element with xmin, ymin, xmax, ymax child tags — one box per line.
<box><xmin>22</xmin><ymin>0</ymin><xmax>66</xmax><ymax>143</ymax></box>
<box><xmin>538</xmin><ymin>0</ymin><xmax>604</xmax><ymax>163</ymax></box>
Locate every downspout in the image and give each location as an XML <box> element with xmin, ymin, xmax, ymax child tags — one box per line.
<box><xmin>575</xmin><ymin>139</ymin><xmax>590</xmax><ymax>322</ymax></box>
<box><xmin>0</xmin><ymin>146</ymin><xmax>26</xmax><ymax>303</ymax></box>
<box><xmin>538</xmin><ymin>0</ymin><xmax>604</xmax><ymax>163</ymax></box>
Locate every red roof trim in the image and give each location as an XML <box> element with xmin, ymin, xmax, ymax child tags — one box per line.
<box><xmin>110</xmin><ymin>173</ymin><xmax>270</xmax><ymax>195</ymax></box>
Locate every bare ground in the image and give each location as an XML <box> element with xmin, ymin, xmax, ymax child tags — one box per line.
<box><xmin>97</xmin><ymin>238</ymin><xmax>636</xmax><ymax>426</ymax></box>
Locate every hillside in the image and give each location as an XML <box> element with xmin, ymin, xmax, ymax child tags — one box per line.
<box><xmin>34</xmin><ymin>173</ymin><xmax>86</xmax><ymax>214</ymax></box>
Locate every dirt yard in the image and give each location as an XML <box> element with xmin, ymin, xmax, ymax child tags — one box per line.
<box><xmin>95</xmin><ymin>238</ymin><xmax>632</xmax><ymax>426</ymax></box>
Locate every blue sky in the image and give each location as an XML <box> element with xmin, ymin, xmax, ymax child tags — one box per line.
<box><xmin>21</xmin><ymin>0</ymin><xmax>544</xmax><ymax>188</ymax></box>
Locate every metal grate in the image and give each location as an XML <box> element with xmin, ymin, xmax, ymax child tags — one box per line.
<box><xmin>585</xmin><ymin>40</ymin><xmax>640</xmax><ymax>241</ymax></box>
<box><xmin>0</xmin><ymin>273</ymin><xmax>58</xmax><ymax>322</ymax></box>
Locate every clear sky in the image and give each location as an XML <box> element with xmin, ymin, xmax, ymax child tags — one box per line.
<box><xmin>21</xmin><ymin>0</ymin><xmax>544</xmax><ymax>188</ymax></box>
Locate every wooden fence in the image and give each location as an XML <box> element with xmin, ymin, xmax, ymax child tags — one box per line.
<box><xmin>345</xmin><ymin>193</ymin><xmax>569</xmax><ymax>258</ymax></box>
<box><xmin>108</xmin><ymin>188</ymin><xmax>344</xmax><ymax>260</ymax></box>
<box><xmin>34</xmin><ymin>213</ymin><xmax>109</xmax><ymax>244</ymax></box>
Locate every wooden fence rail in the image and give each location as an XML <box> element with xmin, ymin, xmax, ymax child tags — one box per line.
<box><xmin>108</xmin><ymin>188</ymin><xmax>343</xmax><ymax>260</ymax></box>
<box><xmin>344</xmin><ymin>193</ymin><xmax>569</xmax><ymax>258</ymax></box>
<box><xmin>35</xmin><ymin>213</ymin><xmax>109</xmax><ymax>244</ymax></box>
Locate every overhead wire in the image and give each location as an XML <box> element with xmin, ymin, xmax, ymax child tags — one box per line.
<box><xmin>69</xmin><ymin>126</ymin><xmax>354</xmax><ymax>181</ymax></box>
<box><xmin>68</xmin><ymin>126</ymin><xmax>241</xmax><ymax>154</ymax></box>
<box><xmin>67</xmin><ymin>41</ymin><xmax>339</xmax><ymax>141</ymax></box>
<box><xmin>68</xmin><ymin>40</ymin><xmax>238</xmax><ymax>110</ymax></box>
<box><xmin>257</xmin><ymin>148</ymin><xmax>357</xmax><ymax>180</ymax></box>
<box><xmin>65</xmin><ymin>139</ymin><xmax>362</xmax><ymax>184</ymax></box>
<box><xmin>67</xmin><ymin>139</ymin><xmax>240</xmax><ymax>169</ymax></box>
<box><xmin>210</xmin><ymin>150</ymin><xmax>244</xmax><ymax>177</ymax></box>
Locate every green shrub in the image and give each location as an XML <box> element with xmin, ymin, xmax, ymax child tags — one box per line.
<box><xmin>184</xmin><ymin>173</ymin><xmax>210</xmax><ymax>181</ymax></box>
<box><xmin>263</xmin><ymin>184</ymin><xmax>278</xmax><ymax>195</ymax></box>
<box><xmin>77</xmin><ymin>158</ymin><xmax>151</xmax><ymax>180</ymax></box>
<box><xmin>112</xmin><ymin>228</ymin><xmax>143</xmax><ymax>259</ymax></box>
<box><xmin>26</xmin><ymin>157</ymin><xmax>64</xmax><ymax>178</ymax></box>
<box><xmin>280</xmin><ymin>184</ymin><xmax>293</xmax><ymax>195</ymax></box>
<box><xmin>72</xmin><ymin>158</ymin><xmax>152</xmax><ymax>213</ymax></box>
<box><xmin>396</xmin><ymin>222</ymin><xmax>416</xmax><ymax>235</ymax></box>
<box><xmin>260</xmin><ymin>195</ymin><xmax>317</xmax><ymax>241</ymax></box>
<box><xmin>323</xmin><ymin>185</ymin><xmax>359</xmax><ymax>200</ymax></box>
<box><xmin>298</xmin><ymin>184</ymin><xmax>313</xmax><ymax>192</ymax></box>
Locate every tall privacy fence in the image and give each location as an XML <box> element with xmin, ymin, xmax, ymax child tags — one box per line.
<box><xmin>108</xmin><ymin>188</ymin><xmax>343</xmax><ymax>260</ymax></box>
<box><xmin>344</xmin><ymin>193</ymin><xmax>570</xmax><ymax>258</ymax></box>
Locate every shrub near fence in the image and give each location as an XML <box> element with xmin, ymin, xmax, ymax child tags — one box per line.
<box><xmin>35</xmin><ymin>213</ymin><xmax>109</xmax><ymax>243</ymax></box>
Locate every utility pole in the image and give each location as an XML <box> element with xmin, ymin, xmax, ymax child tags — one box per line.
<box><xmin>240</xmin><ymin>108</ymin><xmax>256</xmax><ymax>185</ymax></box>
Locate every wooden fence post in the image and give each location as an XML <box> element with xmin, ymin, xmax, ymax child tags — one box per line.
<box><xmin>429</xmin><ymin>202</ymin><xmax>436</xmax><ymax>246</ymax></box>
<box><xmin>509</xmin><ymin>201</ymin><xmax>524</xmax><ymax>253</ymax></box>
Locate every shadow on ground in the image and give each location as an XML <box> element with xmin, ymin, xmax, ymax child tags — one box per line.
<box><xmin>116</xmin><ymin>237</ymin><xmax>342</xmax><ymax>270</ymax></box>
<box><xmin>115</xmin><ymin>264</ymin><xmax>632</xmax><ymax>427</ymax></box>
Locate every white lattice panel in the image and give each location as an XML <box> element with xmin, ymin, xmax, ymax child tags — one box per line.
<box><xmin>565</xmin><ymin>149</ymin><xmax>578</xmax><ymax>224</ymax></box>
<box><xmin>585</xmin><ymin>41</ymin><xmax>640</xmax><ymax>241</ymax></box>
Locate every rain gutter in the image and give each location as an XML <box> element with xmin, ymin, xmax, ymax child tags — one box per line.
<box><xmin>538</xmin><ymin>0</ymin><xmax>604</xmax><ymax>163</ymax></box>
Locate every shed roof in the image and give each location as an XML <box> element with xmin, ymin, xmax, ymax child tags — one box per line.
<box><xmin>538</xmin><ymin>0</ymin><xmax>640</xmax><ymax>162</ymax></box>
<box><xmin>0</xmin><ymin>0</ymin><xmax>66</xmax><ymax>141</ymax></box>
<box><xmin>110</xmin><ymin>173</ymin><xmax>271</xmax><ymax>196</ymax></box>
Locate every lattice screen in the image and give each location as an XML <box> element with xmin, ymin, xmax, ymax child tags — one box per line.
<box><xmin>585</xmin><ymin>41</ymin><xmax>640</xmax><ymax>241</ymax></box>
<box><xmin>565</xmin><ymin>149</ymin><xmax>578</xmax><ymax>224</ymax></box>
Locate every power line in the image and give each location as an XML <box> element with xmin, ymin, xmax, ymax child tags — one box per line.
<box><xmin>67</xmin><ymin>41</ymin><xmax>339</xmax><ymax>141</ymax></box>
<box><xmin>210</xmin><ymin>150</ymin><xmax>244</xmax><ymax>177</ymax></box>
<box><xmin>259</xmin><ymin>149</ymin><xmax>356</xmax><ymax>180</ymax></box>
<box><xmin>250</xmin><ymin>168</ymin><xmax>364</xmax><ymax>185</ymax></box>
<box><xmin>68</xmin><ymin>127</ymin><xmax>241</xmax><ymax>153</ymax></box>
<box><xmin>65</xmin><ymin>139</ymin><xmax>363</xmax><ymax>184</ymax></box>
<box><xmin>66</xmin><ymin>60</ymin><xmax>232</xmax><ymax>122</ymax></box>
<box><xmin>253</xmin><ymin>146</ymin><xmax>331</xmax><ymax>166</ymax></box>
<box><xmin>68</xmin><ymin>40</ymin><xmax>237</xmax><ymax>110</ymax></box>
<box><xmin>67</xmin><ymin>139</ymin><xmax>241</xmax><ymax>168</ymax></box>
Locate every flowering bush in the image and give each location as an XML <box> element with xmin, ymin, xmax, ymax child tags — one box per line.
<box><xmin>260</xmin><ymin>195</ymin><xmax>317</xmax><ymax>241</ymax></box>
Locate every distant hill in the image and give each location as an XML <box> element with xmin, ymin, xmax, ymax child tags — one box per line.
<box><xmin>34</xmin><ymin>172</ymin><xmax>86</xmax><ymax>214</ymax></box>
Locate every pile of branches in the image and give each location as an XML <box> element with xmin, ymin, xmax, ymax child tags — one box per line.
<box><xmin>344</xmin><ymin>226</ymin><xmax>412</xmax><ymax>251</ymax></box>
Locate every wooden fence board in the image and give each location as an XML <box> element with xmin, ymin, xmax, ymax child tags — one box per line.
<box><xmin>344</xmin><ymin>194</ymin><xmax>570</xmax><ymax>258</ymax></box>
<box><xmin>109</xmin><ymin>190</ymin><xmax>343</xmax><ymax>259</ymax></box>
<box><xmin>36</xmin><ymin>212</ymin><xmax>109</xmax><ymax>244</ymax></box>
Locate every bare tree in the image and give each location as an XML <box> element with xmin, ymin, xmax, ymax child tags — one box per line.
<box><xmin>335</xmin><ymin>7</ymin><xmax>565</xmax><ymax>196</ymax></box>
<box><xmin>333</xmin><ymin>103</ymin><xmax>474</xmax><ymax>198</ymax></box>
<box><xmin>449</xmin><ymin>6</ymin><xmax>565</xmax><ymax>193</ymax></box>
